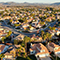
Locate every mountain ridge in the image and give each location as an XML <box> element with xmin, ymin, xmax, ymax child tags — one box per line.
<box><xmin>0</xmin><ymin>2</ymin><xmax>60</xmax><ymax>6</ymax></box>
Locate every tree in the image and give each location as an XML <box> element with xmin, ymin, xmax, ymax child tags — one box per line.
<box><xmin>24</xmin><ymin>36</ymin><xmax>31</xmax><ymax>56</ymax></box>
<box><xmin>10</xmin><ymin>19</ymin><xmax>13</xmax><ymax>23</ymax></box>
<box><xmin>8</xmin><ymin>30</ymin><xmax>12</xmax><ymax>36</ymax></box>
<box><xmin>47</xmin><ymin>19</ymin><xmax>51</xmax><ymax>22</ymax></box>
<box><xmin>40</xmin><ymin>22</ymin><xmax>45</xmax><ymax>25</ymax></box>
<box><xmin>48</xmin><ymin>26</ymin><xmax>51</xmax><ymax>30</ymax></box>
<box><xmin>51</xmin><ymin>27</ymin><xmax>55</xmax><ymax>30</ymax></box>
<box><xmin>41</xmin><ymin>30</ymin><xmax>44</xmax><ymax>37</ymax></box>
<box><xmin>46</xmin><ymin>7</ymin><xmax>50</xmax><ymax>11</ymax></box>
<box><xmin>59</xmin><ymin>24</ymin><xmax>60</xmax><ymax>26</ymax></box>
<box><xmin>14</xmin><ymin>24</ymin><xmax>20</xmax><ymax>27</ymax></box>
<box><xmin>45</xmin><ymin>32</ymin><xmax>49</xmax><ymax>37</ymax></box>
<box><xmin>25</xmin><ymin>20</ymin><xmax>27</xmax><ymax>23</ymax></box>
<box><xmin>14</xmin><ymin>39</ymin><xmax>18</xmax><ymax>45</ymax></box>
<box><xmin>43</xmin><ymin>35</ymin><xmax>47</xmax><ymax>40</ymax></box>
<box><xmin>58</xmin><ymin>19</ymin><xmax>60</xmax><ymax>22</ymax></box>
<box><xmin>1</xmin><ymin>37</ymin><xmax>5</xmax><ymax>43</ymax></box>
<box><xmin>48</xmin><ymin>34</ymin><xmax>52</xmax><ymax>40</ymax></box>
<box><xmin>24</xmin><ymin>36</ymin><xmax>31</xmax><ymax>46</ymax></box>
<box><xmin>6</xmin><ymin>34</ymin><xmax>9</xmax><ymax>38</ymax></box>
<box><xmin>0</xmin><ymin>54</ymin><xmax>4</xmax><ymax>58</ymax></box>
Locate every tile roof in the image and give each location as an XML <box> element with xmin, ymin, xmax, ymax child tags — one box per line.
<box><xmin>0</xmin><ymin>44</ymin><xmax>6</xmax><ymax>53</ymax></box>
<box><xmin>49</xmin><ymin>42</ymin><xmax>59</xmax><ymax>48</ymax></box>
<box><xmin>30</xmin><ymin>43</ymin><xmax>49</xmax><ymax>55</ymax></box>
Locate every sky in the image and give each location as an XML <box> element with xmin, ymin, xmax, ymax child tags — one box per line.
<box><xmin>0</xmin><ymin>0</ymin><xmax>60</xmax><ymax>3</ymax></box>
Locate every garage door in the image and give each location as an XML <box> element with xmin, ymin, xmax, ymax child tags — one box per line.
<box><xmin>39</xmin><ymin>54</ymin><xmax>45</xmax><ymax>57</ymax></box>
<box><xmin>8</xmin><ymin>56</ymin><xmax>12</xmax><ymax>58</ymax></box>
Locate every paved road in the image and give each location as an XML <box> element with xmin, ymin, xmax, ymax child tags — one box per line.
<box><xmin>1</xmin><ymin>19</ymin><xmax>57</xmax><ymax>37</ymax></box>
<box><xmin>2</xmin><ymin>20</ymin><xmax>37</xmax><ymax>36</ymax></box>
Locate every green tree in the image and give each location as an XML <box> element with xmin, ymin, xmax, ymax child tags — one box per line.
<box><xmin>8</xmin><ymin>30</ymin><xmax>12</xmax><ymax>36</ymax></box>
<box><xmin>48</xmin><ymin>26</ymin><xmax>51</xmax><ymax>30</ymax></box>
<box><xmin>48</xmin><ymin>34</ymin><xmax>52</xmax><ymax>40</ymax></box>
<box><xmin>41</xmin><ymin>30</ymin><xmax>45</xmax><ymax>37</ymax></box>
<box><xmin>1</xmin><ymin>37</ymin><xmax>5</xmax><ymax>43</ymax></box>
<box><xmin>6</xmin><ymin>34</ymin><xmax>9</xmax><ymax>38</ymax></box>
<box><xmin>52</xmin><ymin>27</ymin><xmax>55</xmax><ymax>30</ymax></box>
<box><xmin>43</xmin><ymin>35</ymin><xmax>47</xmax><ymax>40</ymax></box>
<box><xmin>0</xmin><ymin>54</ymin><xmax>4</xmax><ymax>58</ymax></box>
<box><xmin>24</xmin><ymin>36</ymin><xmax>31</xmax><ymax>56</ymax></box>
<box><xmin>14</xmin><ymin>39</ymin><xmax>18</xmax><ymax>45</ymax></box>
<box><xmin>25</xmin><ymin>20</ymin><xmax>27</xmax><ymax>23</ymax></box>
<box><xmin>10</xmin><ymin>19</ymin><xmax>13</xmax><ymax>23</ymax></box>
<box><xmin>24</xmin><ymin>36</ymin><xmax>31</xmax><ymax>46</ymax></box>
<box><xmin>14</xmin><ymin>24</ymin><xmax>20</xmax><ymax>27</ymax></box>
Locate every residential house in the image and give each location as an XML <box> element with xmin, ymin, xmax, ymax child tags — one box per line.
<box><xmin>22</xmin><ymin>23</ymin><xmax>29</xmax><ymax>30</ymax></box>
<box><xmin>13</xmin><ymin>34</ymin><xmax>25</xmax><ymax>41</ymax></box>
<box><xmin>4</xmin><ymin>45</ymin><xmax>21</xmax><ymax>59</ymax></box>
<box><xmin>0</xmin><ymin>28</ymin><xmax>7</xmax><ymax>40</ymax></box>
<box><xmin>0</xmin><ymin>44</ymin><xmax>9</xmax><ymax>54</ymax></box>
<box><xmin>56</xmin><ymin>15</ymin><xmax>60</xmax><ymax>19</ymax></box>
<box><xmin>47</xmin><ymin>42</ymin><xmax>60</xmax><ymax>58</ymax></box>
<box><xmin>3</xmin><ymin>16</ymin><xmax>11</xmax><ymax>20</ymax></box>
<box><xmin>30</xmin><ymin>43</ymin><xmax>50</xmax><ymax>58</ymax></box>
<box><xmin>46</xmin><ymin>17</ymin><xmax>55</xmax><ymax>22</ymax></box>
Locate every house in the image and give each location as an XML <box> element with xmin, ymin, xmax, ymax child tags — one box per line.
<box><xmin>11</xmin><ymin>20</ymin><xmax>19</xmax><ymax>26</ymax></box>
<box><xmin>3</xmin><ymin>16</ymin><xmax>11</xmax><ymax>20</ymax></box>
<box><xmin>13</xmin><ymin>34</ymin><xmax>25</xmax><ymax>41</ymax></box>
<box><xmin>56</xmin><ymin>15</ymin><xmax>60</xmax><ymax>19</ymax></box>
<box><xmin>46</xmin><ymin>17</ymin><xmax>55</xmax><ymax>22</ymax></box>
<box><xmin>22</xmin><ymin>23</ymin><xmax>29</xmax><ymax>30</ymax></box>
<box><xmin>29</xmin><ymin>27</ymin><xmax>35</xmax><ymax>30</ymax></box>
<box><xmin>30</xmin><ymin>43</ymin><xmax>50</xmax><ymax>58</ymax></box>
<box><xmin>0</xmin><ymin>44</ymin><xmax>9</xmax><ymax>54</ymax></box>
<box><xmin>4</xmin><ymin>52</ymin><xmax>14</xmax><ymax>59</ymax></box>
<box><xmin>0</xmin><ymin>28</ymin><xmax>8</xmax><ymax>40</ymax></box>
<box><xmin>47</xmin><ymin>42</ymin><xmax>60</xmax><ymax>58</ymax></box>
<box><xmin>4</xmin><ymin>45</ymin><xmax>21</xmax><ymax>59</ymax></box>
<box><xmin>56</xmin><ymin>30</ymin><xmax>60</xmax><ymax>35</ymax></box>
<box><xmin>36</xmin><ymin>36</ymin><xmax>43</xmax><ymax>42</ymax></box>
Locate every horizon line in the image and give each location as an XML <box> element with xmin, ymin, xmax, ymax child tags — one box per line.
<box><xmin>0</xmin><ymin>1</ymin><xmax>60</xmax><ymax>4</ymax></box>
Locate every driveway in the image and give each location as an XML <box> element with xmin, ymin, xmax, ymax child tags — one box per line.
<box><xmin>40</xmin><ymin>57</ymin><xmax>51</xmax><ymax>60</ymax></box>
<box><xmin>56</xmin><ymin>54</ymin><xmax>60</xmax><ymax>58</ymax></box>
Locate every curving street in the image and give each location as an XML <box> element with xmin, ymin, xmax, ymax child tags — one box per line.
<box><xmin>1</xmin><ymin>19</ymin><xmax>57</xmax><ymax>37</ymax></box>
